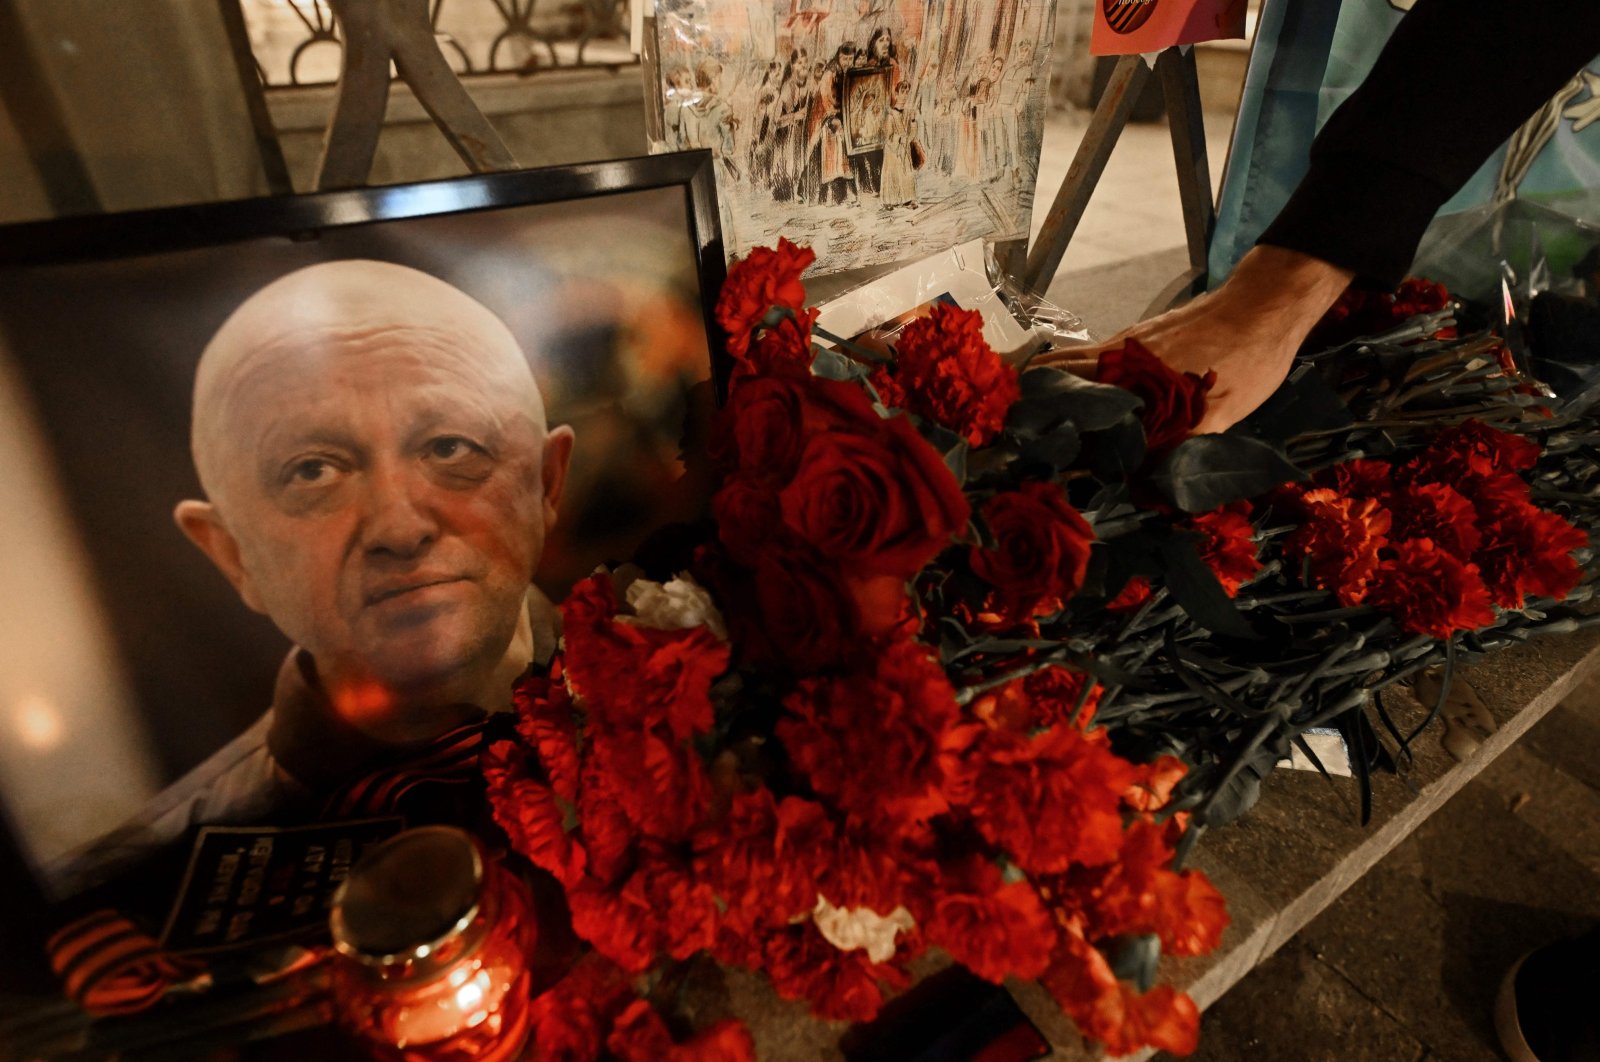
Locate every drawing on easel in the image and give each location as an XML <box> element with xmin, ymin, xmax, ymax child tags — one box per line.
<box><xmin>650</xmin><ymin>0</ymin><xmax>1056</xmax><ymax>275</ymax></box>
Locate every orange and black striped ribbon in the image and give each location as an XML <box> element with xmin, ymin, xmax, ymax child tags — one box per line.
<box><xmin>46</xmin><ymin>908</ymin><xmax>206</xmax><ymax>1015</ymax></box>
<box><xmin>318</xmin><ymin>719</ymin><xmax>488</xmax><ymax>820</ymax></box>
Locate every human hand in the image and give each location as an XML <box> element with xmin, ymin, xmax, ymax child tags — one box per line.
<box><xmin>1034</xmin><ymin>246</ymin><xmax>1354</xmax><ymax>433</ymax></box>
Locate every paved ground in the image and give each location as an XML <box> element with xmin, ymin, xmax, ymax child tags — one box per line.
<box><xmin>1166</xmin><ymin>678</ymin><xmax>1600</xmax><ymax>1062</ymax></box>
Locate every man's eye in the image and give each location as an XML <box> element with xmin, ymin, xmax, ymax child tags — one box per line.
<box><xmin>427</xmin><ymin>436</ymin><xmax>482</xmax><ymax>461</ymax></box>
<box><xmin>289</xmin><ymin>458</ymin><xmax>333</xmax><ymax>483</ymax></box>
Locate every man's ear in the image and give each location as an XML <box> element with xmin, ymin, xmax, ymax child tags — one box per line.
<box><xmin>540</xmin><ymin>426</ymin><xmax>576</xmax><ymax>532</ymax></box>
<box><xmin>173</xmin><ymin>500</ymin><xmax>267</xmax><ymax>615</ymax></box>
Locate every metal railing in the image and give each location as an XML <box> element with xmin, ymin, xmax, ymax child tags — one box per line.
<box><xmin>239</xmin><ymin>0</ymin><xmax>636</xmax><ymax>87</ymax></box>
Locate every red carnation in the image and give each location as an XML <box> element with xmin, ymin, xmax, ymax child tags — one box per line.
<box><xmin>924</xmin><ymin>856</ymin><xmax>1057</xmax><ymax>984</ymax></box>
<box><xmin>1406</xmin><ymin>419</ymin><xmax>1540</xmax><ymax>494</ymax></box>
<box><xmin>760</xmin><ymin>922</ymin><xmax>907</xmax><ymax>1022</ymax></box>
<box><xmin>586</xmin><ymin>726</ymin><xmax>713</xmax><ymax>844</ymax></box>
<box><xmin>962</xmin><ymin>725</ymin><xmax>1138</xmax><ymax>874</ymax></box>
<box><xmin>1094</xmin><ymin>338</ymin><xmax>1214</xmax><ymax>455</ymax></box>
<box><xmin>695</xmin><ymin>791</ymin><xmax>833</xmax><ymax>940</ymax></box>
<box><xmin>511</xmin><ymin>664</ymin><xmax>581</xmax><ymax>801</ymax></box>
<box><xmin>1368</xmin><ymin>538</ymin><xmax>1495</xmax><ymax>639</ymax></box>
<box><xmin>1315</xmin><ymin>458</ymin><xmax>1396</xmax><ymax>505</ymax></box>
<box><xmin>560</xmin><ymin>574</ymin><xmax>729</xmax><ymax>740</ymax></box>
<box><xmin>744</xmin><ymin>307</ymin><xmax>820</xmax><ymax>377</ymax></box>
<box><xmin>1280</xmin><ymin>487</ymin><xmax>1393</xmax><ymax>605</ymax></box>
<box><xmin>970</xmin><ymin>480</ymin><xmax>1096</xmax><ymax>622</ymax></box>
<box><xmin>969</xmin><ymin>664</ymin><xmax>1101</xmax><ymax>732</ymax></box>
<box><xmin>869</xmin><ymin>302</ymin><xmax>1021</xmax><ymax>446</ymax></box>
<box><xmin>716</xmin><ymin>239</ymin><xmax>815</xmax><ymax>363</ymax></box>
<box><xmin>484</xmin><ymin>739</ymin><xmax>586</xmax><ymax>887</ymax></box>
<box><xmin>1106</xmin><ymin>575</ymin><xmax>1153</xmax><ymax>613</ymax></box>
<box><xmin>1188</xmin><ymin>502</ymin><xmax>1261</xmax><ymax>596</ymax></box>
<box><xmin>1042</xmin><ymin>931</ymin><xmax>1201</xmax><ymax>1058</ymax></box>
<box><xmin>1473</xmin><ymin>495</ymin><xmax>1589</xmax><ymax>607</ymax></box>
<box><xmin>778</xmin><ymin>641</ymin><xmax>967</xmax><ymax>834</ymax></box>
<box><xmin>1055</xmin><ymin>818</ymin><xmax>1229</xmax><ymax>957</ymax></box>
<box><xmin>1388</xmin><ymin>481</ymin><xmax>1483</xmax><ymax>558</ymax></box>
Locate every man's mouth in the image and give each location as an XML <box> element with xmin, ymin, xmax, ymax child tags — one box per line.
<box><xmin>364</xmin><ymin>576</ymin><xmax>467</xmax><ymax>607</ymax></box>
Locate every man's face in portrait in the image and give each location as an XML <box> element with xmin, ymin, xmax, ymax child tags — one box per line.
<box><xmin>176</xmin><ymin>261</ymin><xmax>573</xmax><ymax>715</ymax></box>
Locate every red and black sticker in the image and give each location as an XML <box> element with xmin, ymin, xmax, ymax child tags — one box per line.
<box><xmin>1103</xmin><ymin>0</ymin><xmax>1158</xmax><ymax>34</ymax></box>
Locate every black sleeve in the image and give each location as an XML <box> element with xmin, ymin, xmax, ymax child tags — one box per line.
<box><xmin>1258</xmin><ymin>0</ymin><xmax>1600</xmax><ymax>288</ymax></box>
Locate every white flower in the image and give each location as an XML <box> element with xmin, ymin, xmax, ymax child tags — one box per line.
<box><xmin>811</xmin><ymin>894</ymin><xmax>916</xmax><ymax>964</ymax></box>
<box><xmin>623</xmin><ymin>574</ymin><xmax>728</xmax><ymax>640</ymax></box>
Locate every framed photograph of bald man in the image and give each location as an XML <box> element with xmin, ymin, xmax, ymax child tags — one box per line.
<box><xmin>0</xmin><ymin>152</ymin><xmax>727</xmax><ymax>901</ymax></box>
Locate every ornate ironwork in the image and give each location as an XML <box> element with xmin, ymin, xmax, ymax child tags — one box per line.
<box><xmin>238</xmin><ymin>0</ymin><xmax>635</xmax><ymax>87</ymax></box>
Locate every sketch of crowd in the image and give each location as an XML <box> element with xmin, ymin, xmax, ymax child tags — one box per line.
<box><xmin>661</xmin><ymin>26</ymin><xmax>1044</xmax><ymax>212</ymax></box>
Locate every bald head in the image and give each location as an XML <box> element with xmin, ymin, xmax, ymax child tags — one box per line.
<box><xmin>193</xmin><ymin>260</ymin><xmax>546</xmax><ymax>505</ymax></box>
<box><xmin>175</xmin><ymin>260</ymin><xmax>574</xmax><ymax>733</ymax></box>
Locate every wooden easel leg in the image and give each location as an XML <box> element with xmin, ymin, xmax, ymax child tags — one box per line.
<box><xmin>1157</xmin><ymin>47</ymin><xmax>1215</xmax><ymax>299</ymax></box>
<box><xmin>387</xmin><ymin>0</ymin><xmax>517</xmax><ymax>173</ymax></box>
<box><xmin>1022</xmin><ymin>53</ymin><xmax>1152</xmax><ymax>297</ymax></box>
<box><xmin>315</xmin><ymin>0</ymin><xmax>392</xmax><ymax>190</ymax></box>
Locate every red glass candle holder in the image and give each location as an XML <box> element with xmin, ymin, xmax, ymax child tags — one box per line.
<box><xmin>329</xmin><ymin>826</ymin><xmax>537</xmax><ymax>1061</ymax></box>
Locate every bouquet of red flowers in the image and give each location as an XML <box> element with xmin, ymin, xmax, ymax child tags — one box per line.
<box><xmin>487</xmin><ymin>240</ymin><xmax>1597</xmax><ymax>1058</ymax></box>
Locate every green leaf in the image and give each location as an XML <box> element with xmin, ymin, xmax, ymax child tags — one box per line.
<box><xmin>1081</xmin><ymin>416</ymin><xmax>1147</xmax><ymax>484</ymax></box>
<box><xmin>1240</xmin><ymin>364</ymin><xmax>1353</xmax><ymax>444</ymax></box>
<box><xmin>1160</xmin><ymin>533</ymin><xmax>1258</xmax><ymax>638</ymax></box>
<box><xmin>1010</xmin><ymin>368</ymin><xmax>1143</xmax><ymax>434</ymax></box>
<box><xmin>1016</xmin><ymin>424</ymin><xmax>1081</xmax><ymax>470</ymax></box>
<box><xmin>1148</xmin><ymin>434</ymin><xmax>1306</xmax><ymax>513</ymax></box>
<box><xmin>1108</xmin><ymin>934</ymin><xmax>1162</xmax><ymax>993</ymax></box>
<box><xmin>943</xmin><ymin>438</ymin><xmax>969</xmax><ymax>485</ymax></box>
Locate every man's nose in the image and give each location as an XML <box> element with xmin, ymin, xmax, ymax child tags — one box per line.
<box><xmin>359</xmin><ymin>461</ymin><xmax>439</xmax><ymax>559</ymax></box>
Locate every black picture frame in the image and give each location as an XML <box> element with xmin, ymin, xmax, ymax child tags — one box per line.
<box><xmin>0</xmin><ymin>152</ymin><xmax>728</xmax><ymax>946</ymax></box>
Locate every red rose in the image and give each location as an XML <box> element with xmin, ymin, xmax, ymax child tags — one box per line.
<box><xmin>1472</xmin><ymin>495</ymin><xmax>1589</xmax><ymax>607</ymax></box>
<box><xmin>1094</xmin><ymin>339</ymin><xmax>1214</xmax><ymax>455</ymax></box>
<box><xmin>709</xmin><ymin>372</ymin><xmax>808</xmax><ymax>484</ymax></box>
<box><xmin>716</xmin><ymin>239</ymin><xmax>815</xmax><ymax>362</ymax></box>
<box><xmin>1368</xmin><ymin>538</ymin><xmax>1494</xmax><ymax>638</ymax></box>
<box><xmin>870</xmin><ymin>302</ymin><xmax>1022</xmax><ymax>446</ymax></box>
<box><xmin>709</xmin><ymin>480</ymin><xmax>782</xmax><ymax>567</ymax></box>
<box><xmin>712</xmin><ymin>373</ymin><xmax>969</xmax><ymax>582</ymax></box>
<box><xmin>1279</xmin><ymin>487</ymin><xmax>1392</xmax><ymax>606</ymax></box>
<box><xmin>779</xmin><ymin>424</ymin><xmax>969</xmax><ymax>579</ymax></box>
<box><xmin>1188</xmin><ymin>501</ymin><xmax>1261</xmax><ymax>597</ymax></box>
<box><xmin>1387</xmin><ymin>481</ymin><xmax>1482</xmax><ymax>557</ymax></box>
<box><xmin>744</xmin><ymin>552</ymin><xmax>868</xmax><ymax>673</ymax></box>
<box><xmin>970</xmin><ymin>480</ymin><xmax>1095</xmax><ymax>622</ymax></box>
